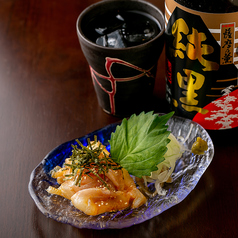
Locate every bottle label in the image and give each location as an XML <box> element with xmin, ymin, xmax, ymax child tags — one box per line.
<box><xmin>165</xmin><ymin>0</ymin><xmax>238</xmax><ymax>130</ymax></box>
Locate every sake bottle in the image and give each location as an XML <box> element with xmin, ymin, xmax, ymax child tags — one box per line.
<box><xmin>165</xmin><ymin>0</ymin><xmax>238</xmax><ymax>132</ymax></box>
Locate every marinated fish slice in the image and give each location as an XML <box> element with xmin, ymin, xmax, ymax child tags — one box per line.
<box><xmin>127</xmin><ymin>187</ymin><xmax>147</xmax><ymax>209</ymax></box>
<box><xmin>51</xmin><ymin>167</ymin><xmax>72</xmax><ymax>184</ymax></box>
<box><xmin>46</xmin><ymin>180</ymin><xmax>81</xmax><ymax>200</ymax></box>
<box><xmin>121</xmin><ymin>168</ymin><xmax>137</xmax><ymax>189</ymax></box>
<box><xmin>48</xmin><ymin>174</ymin><xmax>117</xmax><ymax>200</ymax></box>
<box><xmin>69</xmin><ymin>169</ymin><xmax>146</xmax><ymax>215</ymax></box>
<box><xmin>46</xmin><ymin>186</ymin><xmax>62</xmax><ymax>196</ymax></box>
<box><xmin>105</xmin><ymin>169</ymin><xmax>125</xmax><ymax>190</ymax></box>
<box><xmin>71</xmin><ymin>188</ymin><xmax>131</xmax><ymax>216</ymax></box>
<box><xmin>120</xmin><ymin>169</ymin><xmax>147</xmax><ymax>208</ymax></box>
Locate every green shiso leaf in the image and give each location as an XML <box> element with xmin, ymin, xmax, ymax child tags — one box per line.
<box><xmin>109</xmin><ymin>111</ymin><xmax>174</xmax><ymax>178</ymax></box>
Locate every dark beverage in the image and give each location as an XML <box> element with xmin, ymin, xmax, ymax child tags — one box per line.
<box><xmin>82</xmin><ymin>10</ymin><xmax>161</xmax><ymax>48</ymax></box>
<box><xmin>165</xmin><ymin>0</ymin><xmax>238</xmax><ymax>131</ymax></box>
<box><xmin>77</xmin><ymin>0</ymin><xmax>165</xmax><ymax>116</ymax></box>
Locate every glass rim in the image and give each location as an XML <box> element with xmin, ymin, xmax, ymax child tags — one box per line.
<box><xmin>76</xmin><ymin>0</ymin><xmax>165</xmax><ymax>51</ymax></box>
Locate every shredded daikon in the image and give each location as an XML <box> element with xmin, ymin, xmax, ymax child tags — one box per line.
<box><xmin>177</xmin><ymin>124</ymin><xmax>193</xmax><ymax>144</ymax></box>
<box><xmin>141</xmin><ymin>124</ymin><xmax>208</xmax><ymax>196</ymax></box>
<box><xmin>143</xmin><ymin>133</ymin><xmax>185</xmax><ymax>196</ymax></box>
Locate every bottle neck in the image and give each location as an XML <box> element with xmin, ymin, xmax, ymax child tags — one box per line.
<box><xmin>230</xmin><ymin>0</ymin><xmax>238</xmax><ymax>6</ymax></box>
<box><xmin>174</xmin><ymin>0</ymin><xmax>238</xmax><ymax>13</ymax></box>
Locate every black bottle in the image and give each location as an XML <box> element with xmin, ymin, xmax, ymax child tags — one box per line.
<box><xmin>165</xmin><ymin>0</ymin><xmax>238</xmax><ymax>133</ymax></box>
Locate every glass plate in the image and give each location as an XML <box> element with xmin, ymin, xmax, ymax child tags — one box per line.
<box><xmin>28</xmin><ymin>115</ymin><xmax>214</xmax><ymax>229</ymax></box>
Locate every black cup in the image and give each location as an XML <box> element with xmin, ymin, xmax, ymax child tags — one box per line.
<box><xmin>76</xmin><ymin>0</ymin><xmax>165</xmax><ymax>116</ymax></box>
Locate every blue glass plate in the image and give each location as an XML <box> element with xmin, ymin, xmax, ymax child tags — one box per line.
<box><xmin>28</xmin><ymin>115</ymin><xmax>214</xmax><ymax>229</ymax></box>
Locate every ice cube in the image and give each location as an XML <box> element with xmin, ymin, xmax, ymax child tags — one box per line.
<box><xmin>95</xmin><ymin>27</ymin><xmax>107</xmax><ymax>35</ymax></box>
<box><xmin>96</xmin><ymin>30</ymin><xmax>126</xmax><ymax>48</ymax></box>
<box><xmin>96</xmin><ymin>35</ymin><xmax>108</xmax><ymax>47</ymax></box>
<box><xmin>95</xmin><ymin>14</ymin><xmax>125</xmax><ymax>36</ymax></box>
<box><xmin>116</xmin><ymin>14</ymin><xmax>125</xmax><ymax>22</ymax></box>
<box><xmin>122</xmin><ymin>21</ymin><xmax>156</xmax><ymax>44</ymax></box>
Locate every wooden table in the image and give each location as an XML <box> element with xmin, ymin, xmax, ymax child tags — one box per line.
<box><xmin>0</xmin><ymin>0</ymin><xmax>237</xmax><ymax>237</ymax></box>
